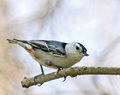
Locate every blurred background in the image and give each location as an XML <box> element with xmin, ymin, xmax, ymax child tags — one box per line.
<box><xmin>0</xmin><ymin>0</ymin><xmax>120</xmax><ymax>95</ymax></box>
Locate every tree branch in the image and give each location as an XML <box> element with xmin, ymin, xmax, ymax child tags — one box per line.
<box><xmin>21</xmin><ymin>66</ymin><xmax>120</xmax><ymax>88</ymax></box>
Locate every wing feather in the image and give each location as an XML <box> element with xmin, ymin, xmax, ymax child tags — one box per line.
<box><xmin>29</xmin><ymin>40</ymin><xmax>67</xmax><ymax>57</ymax></box>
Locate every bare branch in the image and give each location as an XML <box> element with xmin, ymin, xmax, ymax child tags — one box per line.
<box><xmin>21</xmin><ymin>66</ymin><xmax>120</xmax><ymax>88</ymax></box>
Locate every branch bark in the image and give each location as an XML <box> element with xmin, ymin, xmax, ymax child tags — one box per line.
<box><xmin>21</xmin><ymin>66</ymin><xmax>120</xmax><ymax>88</ymax></box>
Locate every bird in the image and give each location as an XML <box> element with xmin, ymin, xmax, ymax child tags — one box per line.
<box><xmin>7</xmin><ymin>39</ymin><xmax>89</xmax><ymax>75</ymax></box>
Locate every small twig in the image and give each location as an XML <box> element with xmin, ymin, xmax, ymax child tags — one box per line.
<box><xmin>21</xmin><ymin>66</ymin><xmax>120</xmax><ymax>88</ymax></box>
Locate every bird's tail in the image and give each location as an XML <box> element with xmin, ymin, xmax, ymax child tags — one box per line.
<box><xmin>7</xmin><ymin>39</ymin><xmax>22</xmax><ymax>44</ymax></box>
<box><xmin>7</xmin><ymin>39</ymin><xmax>32</xmax><ymax>49</ymax></box>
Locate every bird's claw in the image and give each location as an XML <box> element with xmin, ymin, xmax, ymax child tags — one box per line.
<box><xmin>56</xmin><ymin>68</ymin><xmax>68</xmax><ymax>82</ymax></box>
<box><xmin>34</xmin><ymin>74</ymin><xmax>44</xmax><ymax>86</ymax></box>
<box><xmin>57</xmin><ymin>68</ymin><xmax>62</xmax><ymax>73</ymax></box>
<box><xmin>63</xmin><ymin>76</ymin><xmax>67</xmax><ymax>82</ymax></box>
<box><xmin>38</xmin><ymin>83</ymin><xmax>43</xmax><ymax>86</ymax></box>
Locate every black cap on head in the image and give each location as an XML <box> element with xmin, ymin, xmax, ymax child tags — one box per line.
<box><xmin>78</xmin><ymin>43</ymin><xmax>89</xmax><ymax>56</ymax></box>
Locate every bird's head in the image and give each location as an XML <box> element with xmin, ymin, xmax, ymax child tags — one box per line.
<box><xmin>65</xmin><ymin>42</ymin><xmax>89</xmax><ymax>57</ymax></box>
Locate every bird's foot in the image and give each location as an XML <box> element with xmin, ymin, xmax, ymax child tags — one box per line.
<box><xmin>56</xmin><ymin>68</ymin><xmax>68</xmax><ymax>82</ymax></box>
<box><xmin>63</xmin><ymin>76</ymin><xmax>67</xmax><ymax>82</ymax></box>
<box><xmin>57</xmin><ymin>68</ymin><xmax>62</xmax><ymax>73</ymax></box>
<box><xmin>34</xmin><ymin>73</ymin><xmax>44</xmax><ymax>86</ymax></box>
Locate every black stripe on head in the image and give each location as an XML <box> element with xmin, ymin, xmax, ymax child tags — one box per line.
<box><xmin>62</xmin><ymin>43</ymin><xmax>67</xmax><ymax>49</ymax></box>
<box><xmin>78</xmin><ymin>43</ymin><xmax>87</xmax><ymax>53</ymax></box>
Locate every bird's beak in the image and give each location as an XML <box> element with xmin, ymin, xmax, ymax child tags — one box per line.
<box><xmin>83</xmin><ymin>52</ymin><xmax>89</xmax><ymax>56</ymax></box>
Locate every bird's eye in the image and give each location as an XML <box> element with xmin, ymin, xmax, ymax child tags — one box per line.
<box><xmin>76</xmin><ymin>46</ymin><xmax>79</xmax><ymax>50</ymax></box>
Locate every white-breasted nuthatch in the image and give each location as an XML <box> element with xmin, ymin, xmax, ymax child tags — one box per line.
<box><xmin>7</xmin><ymin>39</ymin><xmax>89</xmax><ymax>75</ymax></box>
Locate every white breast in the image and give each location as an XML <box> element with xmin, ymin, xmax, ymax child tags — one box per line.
<box><xmin>32</xmin><ymin>49</ymin><xmax>83</xmax><ymax>69</ymax></box>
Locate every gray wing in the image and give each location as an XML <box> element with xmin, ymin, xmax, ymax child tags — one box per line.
<box><xmin>28</xmin><ymin>40</ymin><xmax>67</xmax><ymax>57</ymax></box>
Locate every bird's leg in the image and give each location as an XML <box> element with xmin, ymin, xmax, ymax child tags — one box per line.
<box><xmin>44</xmin><ymin>59</ymin><xmax>67</xmax><ymax>81</ymax></box>
<box><xmin>63</xmin><ymin>76</ymin><xmax>67</xmax><ymax>82</ymax></box>
<box><xmin>40</xmin><ymin>64</ymin><xmax>44</xmax><ymax>75</ymax></box>
<box><xmin>34</xmin><ymin>74</ymin><xmax>43</xmax><ymax>86</ymax></box>
<box><xmin>56</xmin><ymin>68</ymin><xmax>67</xmax><ymax>82</ymax></box>
<box><xmin>57</xmin><ymin>67</ymin><xmax>62</xmax><ymax>73</ymax></box>
<box><xmin>34</xmin><ymin>64</ymin><xmax>45</xmax><ymax>86</ymax></box>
